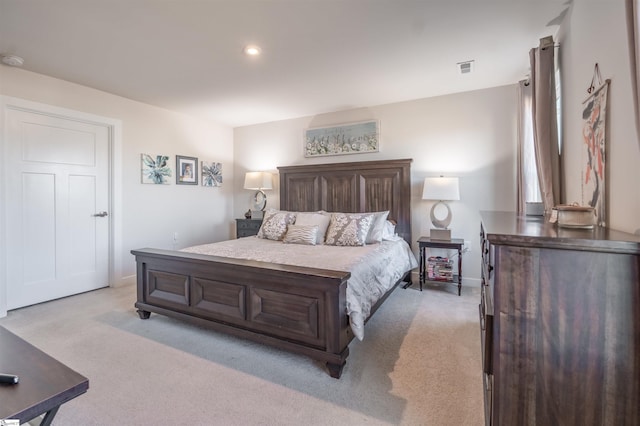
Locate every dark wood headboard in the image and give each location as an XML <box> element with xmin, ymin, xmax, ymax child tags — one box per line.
<box><xmin>278</xmin><ymin>158</ymin><xmax>412</xmax><ymax>244</ymax></box>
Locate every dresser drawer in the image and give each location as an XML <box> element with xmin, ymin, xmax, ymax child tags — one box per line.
<box><xmin>480</xmin><ymin>223</ymin><xmax>494</xmax><ymax>282</ymax></box>
<box><xmin>483</xmin><ymin>372</ymin><xmax>493</xmax><ymax>426</ymax></box>
<box><xmin>481</xmin><ymin>244</ymin><xmax>493</xmax><ymax>280</ymax></box>
<box><xmin>236</xmin><ymin>219</ymin><xmax>262</xmax><ymax>238</ymax></box>
<box><xmin>480</xmin><ymin>285</ymin><xmax>493</xmax><ymax>375</ymax></box>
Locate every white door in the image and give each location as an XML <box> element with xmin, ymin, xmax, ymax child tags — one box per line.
<box><xmin>5</xmin><ymin>108</ymin><xmax>110</xmax><ymax>309</ymax></box>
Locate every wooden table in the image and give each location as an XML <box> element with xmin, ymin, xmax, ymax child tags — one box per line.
<box><xmin>0</xmin><ymin>326</ymin><xmax>89</xmax><ymax>425</ymax></box>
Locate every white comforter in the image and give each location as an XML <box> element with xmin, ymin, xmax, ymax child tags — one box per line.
<box><xmin>182</xmin><ymin>236</ymin><xmax>418</xmax><ymax>340</ymax></box>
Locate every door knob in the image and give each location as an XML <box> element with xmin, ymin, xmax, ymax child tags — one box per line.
<box><xmin>93</xmin><ymin>211</ymin><xmax>108</xmax><ymax>217</ymax></box>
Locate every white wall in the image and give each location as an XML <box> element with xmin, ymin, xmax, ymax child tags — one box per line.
<box><xmin>559</xmin><ymin>0</ymin><xmax>640</xmax><ymax>234</ymax></box>
<box><xmin>0</xmin><ymin>67</ymin><xmax>235</xmax><ymax>286</ymax></box>
<box><xmin>234</xmin><ymin>85</ymin><xmax>520</xmax><ymax>283</ymax></box>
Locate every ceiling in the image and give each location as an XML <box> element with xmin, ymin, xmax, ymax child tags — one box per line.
<box><xmin>0</xmin><ymin>0</ymin><xmax>569</xmax><ymax>128</ymax></box>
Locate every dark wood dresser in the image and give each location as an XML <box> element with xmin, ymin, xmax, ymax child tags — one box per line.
<box><xmin>479</xmin><ymin>211</ymin><xmax>640</xmax><ymax>426</ymax></box>
<box><xmin>235</xmin><ymin>218</ymin><xmax>262</xmax><ymax>238</ymax></box>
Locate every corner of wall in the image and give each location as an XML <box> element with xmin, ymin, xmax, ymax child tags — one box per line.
<box><xmin>0</xmin><ymin>96</ymin><xmax>8</xmax><ymax>318</ymax></box>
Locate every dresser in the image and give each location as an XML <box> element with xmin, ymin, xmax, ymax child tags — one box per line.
<box><xmin>235</xmin><ymin>218</ymin><xmax>262</xmax><ymax>238</ymax></box>
<box><xmin>479</xmin><ymin>211</ymin><xmax>640</xmax><ymax>426</ymax></box>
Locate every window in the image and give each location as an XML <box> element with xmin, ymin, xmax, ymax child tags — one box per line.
<box><xmin>519</xmin><ymin>81</ymin><xmax>542</xmax><ymax>204</ymax></box>
<box><xmin>519</xmin><ymin>43</ymin><xmax>561</xmax><ymax>207</ymax></box>
<box><xmin>521</xmin><ymin>83</ymin><xmax>542</xmax><ymax>203</ymax></box>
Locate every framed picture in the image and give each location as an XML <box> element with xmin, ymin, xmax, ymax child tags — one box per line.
<box><xmin>304</xmin><ymin>120</ymin><xmax>379</xmax><ymax>157</ymax></box>
<box><xmin>201</xmin><ymin>161</ymin><xmax>223</xmax><ymax>187</ymax></box>
<box><xmin>141</xmin><ymin>153</ymin><xmax>171</xmax><ymax>184</ymax></box>
<box><xmin>581</xmin><ymin>82</ymin><xmax>609</xmax><ymax>226</ymax></box>
<box><xmin>176</xmin><ymin>155</ymin><xmax>198</xmax><ymax>185</ymax></box>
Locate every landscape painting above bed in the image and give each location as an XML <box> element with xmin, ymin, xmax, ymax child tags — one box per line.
<box><xmin>304</xmin><ymin>120</ymin><xmax>379</xmax><ymax>157</ymax></box>
<box><xmin>131</xmin><ymin>158</ymin><xmax>415</xmax><ymax>378</ymax></box>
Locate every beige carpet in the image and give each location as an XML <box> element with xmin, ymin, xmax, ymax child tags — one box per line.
<box><xmin>0</xmin><ymin>282</ymin><xmax>484</xmax><ymax>425</ymax></box>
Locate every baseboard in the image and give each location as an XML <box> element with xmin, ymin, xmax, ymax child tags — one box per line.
<box><xmin>406</xmin><ymin>271</ymin><xmax>481</xmax><ymax>289</ymax></box>
<box><xmin>462</xmin><ymin>277</ymin><xmax>481</xmax><ymax>287</ymax></box>
<box><xmin>113</xmin><ymin>274</ymin><xmax>136</xmax><ymax>288</ymax></box>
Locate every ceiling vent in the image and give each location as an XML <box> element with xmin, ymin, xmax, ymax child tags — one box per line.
<box><xmin>457</xmin><ymin>60</ymin><xmax>474</xmax><ymax>75</ymax></box>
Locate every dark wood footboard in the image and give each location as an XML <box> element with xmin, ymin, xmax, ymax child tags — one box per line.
<box><xmin>131</xmin><ymin>248</ymin><xmax>354</xmax><ymax>378</ymax></box>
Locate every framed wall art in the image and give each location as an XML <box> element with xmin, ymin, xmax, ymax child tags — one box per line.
<box><xmin>141</xmin><ymin>153</ymin><xmax>171</xmax><ymax>184</ymax></box>
<box><xmin>304</xmin><ymin>120</ymin><xmax>379</xmax><ymax>157</ymax></box>
<box><xmin>582</xmin><ymin>80</ymin><xmax>609</xmax><ymax>227</ymax></box>
<box><xmin>176</xmin><ymin>155</ymin><xmax>198</xmax><ymax>185</ymax></box>
<box><xmin>202</xmin><ymin>161</ymin><xmax>223</xmax><ymax>187</ymax></box>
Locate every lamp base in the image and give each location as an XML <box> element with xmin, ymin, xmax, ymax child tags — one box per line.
<box><xmin>430</xmin><ymin>228</ymin><xmax>451</xmax><ymax>241</ymax></box>
<box><xmin>251</xmin><ymin>210</ymin><xmax>264</xmax><ymax>219</ymax></box>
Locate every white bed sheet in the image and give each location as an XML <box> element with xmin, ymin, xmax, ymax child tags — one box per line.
<box><xmin>182</xmin><ymin>236</ymin><xmax>418</xmax><ymax>340</ymax></box>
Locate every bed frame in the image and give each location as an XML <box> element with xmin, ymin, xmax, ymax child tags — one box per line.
<box><xmin>132</xmin><ymin>158</ymin><xmax>412</xmax><ymax>378</ymax></box>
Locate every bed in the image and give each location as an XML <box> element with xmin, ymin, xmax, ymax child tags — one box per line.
<box><xmin>131</xmin><ymin>158</ymin><xmax>415</xmax><ymax>378</ymax></box>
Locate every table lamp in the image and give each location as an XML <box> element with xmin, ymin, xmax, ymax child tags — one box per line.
<box><xmin>244</xmin><ymin>171</ymin><xmax>273</xmax><ymax>218</ymax></box>
<box><xmin>422</xmin><ymin>176</ymin><xmax>460</xmax><ymax>240</ymax></box>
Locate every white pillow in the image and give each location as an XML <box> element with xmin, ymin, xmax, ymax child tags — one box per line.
<box><xmin>365</xmin><ymin>211</ymin><xmax>390</xmax><ymax>244</ymax></box>
<box><xmin>283</xmin><ymin>224</ymin><xmax>318</xmax><ymax>245</ymax></box>
<box><xmin>325</xmin><ymin>212</ymin><xmax>375</xmax><ymax>246</ymax></box>
<box><xmin>295</xmin><ymin>212</ymin><xmax>331</xmax><ymax>244</ymax></box>
<box><xmin>381</xmin><ymin>220</ymin><xmax>396</xmax><ymax>240</ymax></box>
<box><xmin>256</xmin><ymin>209</ymin><xmax>297</xmax><ymax>241</ymax></box>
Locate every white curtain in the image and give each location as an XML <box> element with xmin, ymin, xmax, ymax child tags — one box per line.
<box><xmin>529</xmin><ymin>38</ymin><xmax>561</xmax><ymax>213</ymax></box>
<box><xmin>626</xmin><ymin>0</ymin><xmax>640</xmax><ymax>150</ymax></box>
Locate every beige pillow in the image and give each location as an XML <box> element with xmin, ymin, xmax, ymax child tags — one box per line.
<box><xmin>294</xmin><ymin>212</ymin><xmax>331</xmax><ymax>244</ymax></box>
<box><xmin>325</xmin><ymin>212</ymin><xmax>375</xmax><ymax>246</ymax></box>
<box><xmin>256</xmin><ymin>209</ymin><xmax>297</xmax><ymax>241</ymax></box>
<box><xmin>283</xmin><ymin>224</ymin><xmax>319</xmax><ymax>245</ymax></box>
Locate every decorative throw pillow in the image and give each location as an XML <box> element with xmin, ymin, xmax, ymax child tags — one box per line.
<box><xmin>256</xmin><ymin>209</ymin><xmax>297</xmax><ymax>241</ymax></box>
<box><xmin>365</xmin><ymin>210</ymin><xmax>390</xmax><ymax>244</ymax></box>
<box><xmin>325</xmin><ymin>212</ymin><xmax>375</xmax><ymax>246</ymax></box>
<box><xmin>283</xmin><ymin>224</ymin><xmax>319</xmax><ymax>245</ymax></box>
<box><xmin>294</xmin><ymin>212</ymin><xmax>331</xmax><ymax>244</ymax></box>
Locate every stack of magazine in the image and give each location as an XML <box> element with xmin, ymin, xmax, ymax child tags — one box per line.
<box><xmin>427</xmin><ymin>256</ymin><xmax>453</xmax><ymax>281</ymax></box>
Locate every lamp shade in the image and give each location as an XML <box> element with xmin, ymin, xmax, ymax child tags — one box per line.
<box><xmin>244</xmin><ymin>172</ymin><xmax>273</xmax><ymax>190</ymax></box>
<box><xmin>422</xmin><ymin>177</ymin><xmax>460</xmax><ymax>201</ymax></box>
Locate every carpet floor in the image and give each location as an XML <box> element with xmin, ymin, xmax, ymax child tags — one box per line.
<box><xmin>0</xmin><ymin>282</ymin><xmax>484</xmax><ymax>425</ymax></box>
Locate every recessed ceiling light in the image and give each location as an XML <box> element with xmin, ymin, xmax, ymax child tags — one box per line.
<box><xmin>1</xmin><ymin>54</ymin><xmax>24</xmax><ymax>67</ymax></box>
<box><xmin>243</xmin><ymin>45</ymin><xmax>261</xmax><ymax>56</ymax></box>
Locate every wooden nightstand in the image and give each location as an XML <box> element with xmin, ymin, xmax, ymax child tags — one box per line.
<box><xmin>417</xmin><ymin>237</ymin><xmax>464</xmax><ymax>295</ymax></box>
<box><xmin>236</xmin><ymin>218</ymin><xmax>262</xmax><ymax>238</ymax></box>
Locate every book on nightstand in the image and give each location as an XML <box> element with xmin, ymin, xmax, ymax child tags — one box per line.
<box><xmin>427</xmin><ymin>256</ymin><xmax>453</xmax><ymax>281</ymax></box>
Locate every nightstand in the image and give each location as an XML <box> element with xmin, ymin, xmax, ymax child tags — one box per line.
<box><xmin>417</xmin><ymin>237</ymin><xmax>464</xmax><ymax>295</ymax></box>
<box><xmin>236</xmin><ymin>218</ymin><xmax>262</xmax><ymax>238</ymax></box>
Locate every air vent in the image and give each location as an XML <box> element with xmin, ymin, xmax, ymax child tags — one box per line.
<box><xmin>457</xmin><ymin>60</ymin><xmax>474</xmax><ymax>75</ymax></box>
